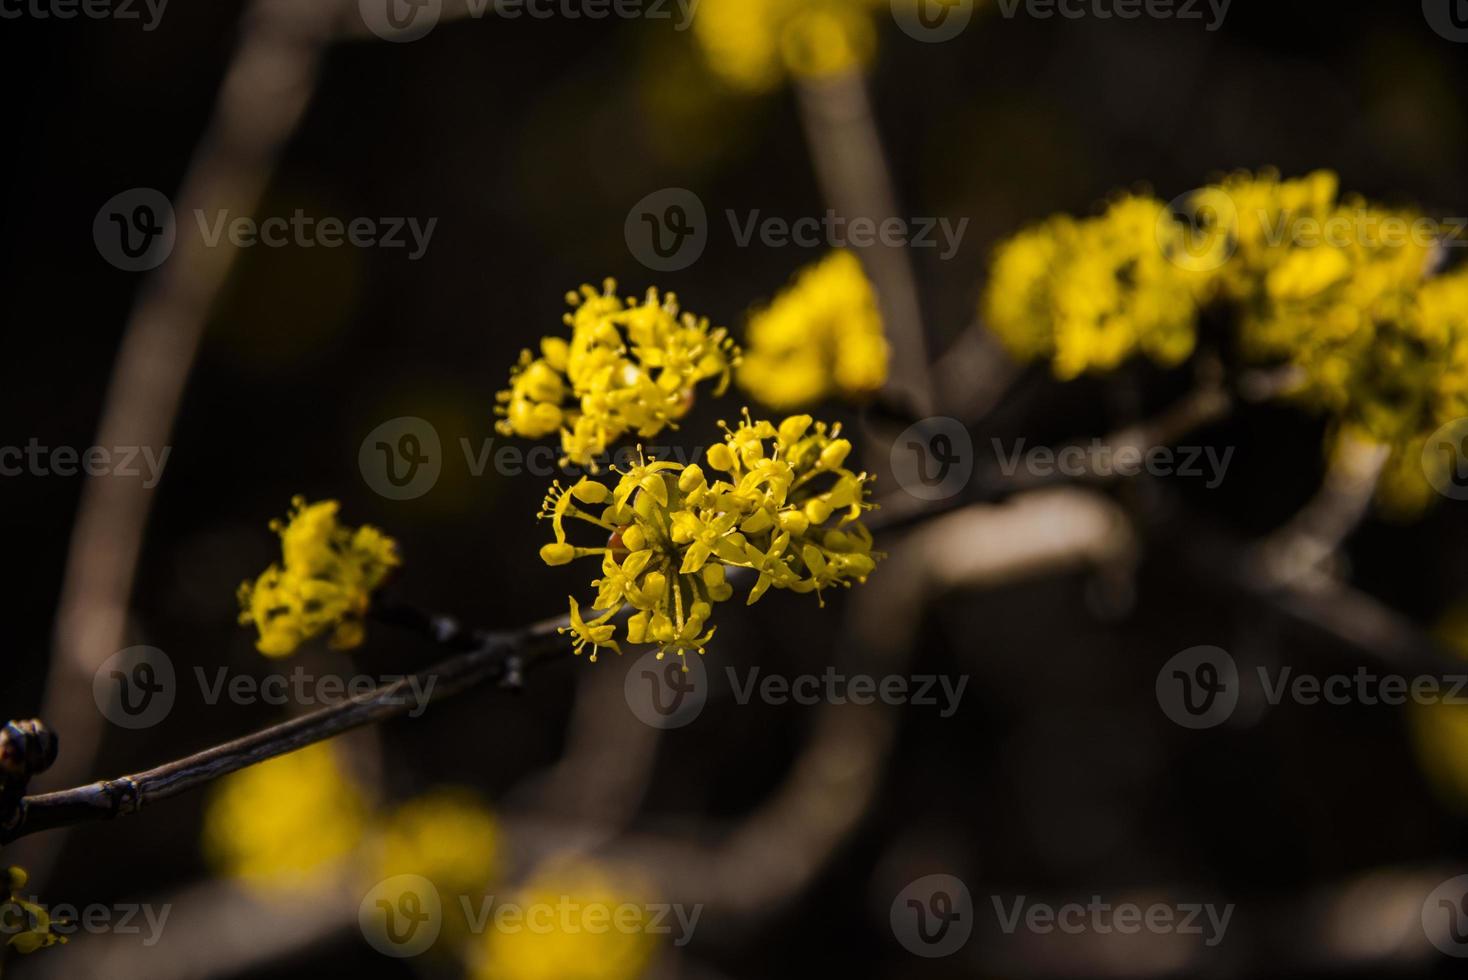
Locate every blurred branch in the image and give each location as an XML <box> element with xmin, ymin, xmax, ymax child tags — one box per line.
<box><xmin>1254</xmin><ymin>431</ymin><xmax>1390</xmax><ymax>585</ymax></box>
<box><xmin>578</xmin><ymin>488</ymin><xmax>1136</xmax><ymax>918</ymax></box>
<box><xmin>796</xmin><ymin>72</ymin><xmax>933</xmax><ymax>417</ymax></box>
<box><xmin>30</xmin><ymin>0</ymin><xmax>351</xmax><ymax>881</ymax></box>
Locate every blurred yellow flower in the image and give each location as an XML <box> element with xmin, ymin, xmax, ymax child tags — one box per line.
<box><xmin>375</xmin><ymin>789</ymin><xmax>500</xmax><ymax>930</ymax></box>
<box><xmin>985</xmin><ymin>169</ymin><xmax>1468</xmax><ymax>517</ymax></box>
<box><xmin>496</xmin><ymin>281</ymin><xmax>739</xmax><ymax>470</ymax></box>
<box><xmin>737</xmin><ymin>250</ymin><xmax>889</xmax><ymax>409</ymax></box>
<box><xmin>693</xmin><ymin>0</ymin><xmax>882</xmax><ymax>91</ymax></box>
<box><xmin>202</xmin><ymin>743</ymin><xmax>367</xmax><ymax>893</ymax></box>
<box><xmin>983</xmin><ymin>194</ymin><xmax>1204</xmax><ymax>379</ymax></box>
<box><xmin>237</xmin><ymin>497</ymin><xmax>400</xmax><ymax>657</ymax></box>
<box><xmin>472</xmin><ymin>857</ymin><xmax>657</xmax><ymax>980</ymax></box>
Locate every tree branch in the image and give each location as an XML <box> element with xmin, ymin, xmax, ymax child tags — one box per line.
<box><xmin>1</xmin><ymin>613</ymin><xmax>557</xmax><ymax>847</ymax></box>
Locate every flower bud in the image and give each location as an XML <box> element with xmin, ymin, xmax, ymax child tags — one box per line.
<box><xmin>539</xmin><ymin>543</ymin><xmax>577</xmax><ymax>566</ymax></box>
<box><xmin>819</xmin><ymin>438</ymin><xmax>852</xmax><ymax>470</ymax></box>
<box><xmin>571</xmin><ymin>479</ymin><xmax>609</xmax><ymax>505</ymax></box>
<box><xmin>706</xmin><ymin>443</ymin><xmax>735</xmax><ymax>472</ymax></box>
<box><xmin>778</xmin><ymin>414</ymin><xmax>813</xmax><ymax>444</ymax></box>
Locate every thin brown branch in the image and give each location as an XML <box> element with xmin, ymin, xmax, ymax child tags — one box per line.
<box><xmin>31</xmin><ymin>0</ymin><xmax>351</xmax><ymax>881</ymax></box>
<box><xmin>795</xmin><ymin>71</ymin><xmax>934</xmax><ymax>417</ymax></box>
<box><xmin>1</xmin><ymin>615</ymin><xmax>556</xmax><ymax>847</ymax></box>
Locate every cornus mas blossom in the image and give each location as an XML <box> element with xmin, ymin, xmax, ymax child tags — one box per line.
<box><xmin>737</xmin><ymin>250</ymin><xmax>890</xmax><ymax>410</ymax></box>
<box><xmin>236</xmin><ymin>497</ymin><xmax>399</xmax><ymax>657</ymax></box>
<box><xmin>983</xmin><ymin>193</ymin><xmax>1207</xmax><ymax>380</ymax></box>
<box><xmin>495</xmin><ymin>280</ymin><xmax>740</xmax><ymax>470</ymax></box>
<box><xmin>3</xmin><ymin>866</ymin><xmax>65</xmax><ymax>954</ymax></box>
<box><xmin>983</xmin><ymin>169</ymin><xmax>1468</xmax><ymax>513</ymax></box>
<box><xmin>538</xmin><ymin>412</ymin><xmax>880</xmax><ymax>662</ymax></box>
<box><xmin>693</xmin><ymin>0</ymin><xmax>884</xmax><ymax>92</ymax></box>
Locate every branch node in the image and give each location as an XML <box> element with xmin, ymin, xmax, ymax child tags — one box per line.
<box><xmin>499</xmin><ymin>654</ymin><xmax>526</xmax><ymax>691</ymax></box>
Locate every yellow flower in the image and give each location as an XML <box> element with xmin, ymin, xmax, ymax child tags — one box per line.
<box><xmin>472</xmin><ymin>857</ymin><xmax>657</xmax><ymax>980</ymax></box>
<box><xmin>1193</xmin><ymin>168</ymin><xmax>1342</xmax><ymax>302</ymax></box>
<box><xmin>237</xmin><ymin>497</ymin><xmax>400</xmax><ymax>657</ymax></box>
<box><xmin>983</xmin><ymin>194</ymin><xmax>1205</xmax><ymax>379</ymax></box>
<box><xmin>985</xmin><ymin>169</ymin><xmax>1468</xmax><ymax>518</ymax></box>
<box><xmin>737</xmin><ymin>251</ymin><xmax>890</xmax><ymax>410</ymax></box>
<box><xmin>538</xmin><ymin>413</ymin><xmax>880</xmax><ymax>662</ymax></box>
<box><xmin>2</xmin><ymin>867</ymin><xmax>67</xmax><ymax>955</ymax></box>
<box><xmin>496</xmin><ymin>281</ymin><xmax>739</xmax><ymax>470</ymax></box>
<box><xmin>692</xmin><ymin>0</ymin><xmax>885</xmax><ymax>92</ymax></box>
<box><xmin>202</xmin><ymin>743</ymin><xmax>368</xmax><ymax>893</ymax></box>
<box><xmin>374</xmin><ymin>789</ymin><xmax>500</xmax><ymax>933</ymax></box>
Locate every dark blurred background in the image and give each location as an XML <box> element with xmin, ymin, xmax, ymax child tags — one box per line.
<box><xmin>5</xmin><ymin>1</ymin><xmax>1468</xmax><ymax>977</ymax></box>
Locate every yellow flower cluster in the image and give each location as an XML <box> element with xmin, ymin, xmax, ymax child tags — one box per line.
<box><xmin>2</xmin><ymin>866</ymin><xmax>66</xmax><ymax>955</ymax></box>
<box><xmin>538</xmin><ymin>412</ymin><xmax>879</xmax><ymax>661</ymax></box>
<box><xmin>1184</xmin><ymin>170</ymin><xmax>1461</xmax><ymax>510</ymax></box>
<box><xmin>495</xmin><ymin>280</ymin><xmax>740</xmax><ymax>470</ymax></box>
<box><xmin>202</xmin><ymin>743</ymin><xmax>368</xmax><ymax>893</ymax></box>
<box><xmin>983</xmin><ymin>194</ymin><xmax>1205</xmax><ymax>380</ymax></box>
<box><xmin>472</xmin><ymin>857</ymin><xmax>656</xmax><ymax>980</ymax></box>
<box><xmin>693</xmin><ymin>0</ymin><xmax>885</xmax><ymax>92</ymax></box>
<box><xmin>237</xmin><ymin>497</ymin><xmax>400</xmax><ymax>657</ymax></box>
<box><xmin>985</xmin><ymin>169</ymin><xmax>1468</xmax><ymax>511</ymax></box>
<box><xmin>737</xmin><ymin>250</ymin><xmax>890</xmax><ymax>410</ymax></box>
